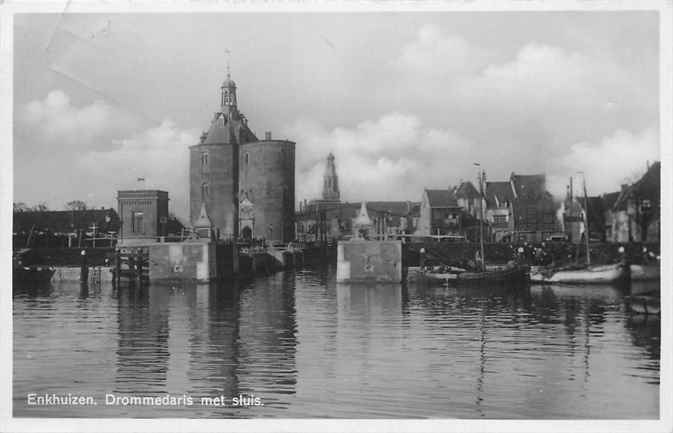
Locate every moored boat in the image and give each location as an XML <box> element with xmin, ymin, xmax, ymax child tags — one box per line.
<box><xmin>13</xmin><ymin>265</ymin><xmax>55</xmax><ymax>284</ymax></box>
<box><xmin>12</xmin><ymin>248</ymin><xmax>55</xmax><ymax>285</ymax></box>
<box><xmin>630</xmin><ymin>264</ymin><xmax>660</xmax><ymax>281</ymax></box>
<box><xmin>419</xmin><ymin>263</ymin><xmax>529</xmax><ymax>286</ymax></box>
<box><xmin>530</xmin><ymin>262</ymin><xmax>628</xmax><ymax>285</ymax></box>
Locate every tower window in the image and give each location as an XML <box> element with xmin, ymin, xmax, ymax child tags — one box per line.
<box><xmin>245</xmin><ymin>153</ymin><xmax>249</xmax><ymax>165</ymax></box>
<box><xmin>201</xmin><ymin>152</ymin><xmax>209</xmax><ymax>170</ymax></box>
<box><xmin>201</xmin><ymin>182</ymin><xmax>209</xmax><ymax>201</ymax></box>
<box><xmin>132</xmin><ymin>211</ymin><xmax>144</xmax><ymax>234</ymax></box>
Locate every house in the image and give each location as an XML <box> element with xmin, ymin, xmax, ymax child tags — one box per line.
<box><xmin>453</xmin><ymin>181</ymin><xmax>482</xmax><ymax>219</ymax></box>
<box><xmin>605</xmin><ymin>162</ymin><xmax>660</xmax><ymax>243</ymax></box>
<box><xmin>484</xmin><ymin>181</ymin><xmax>515</xmax><ymax>242</ymax></box>
<box><xmin>417</xmin><ymin>189</ymin><xmax>464</xmax><ymax>236</ymax></box>
<box><xmin>509</xmin><ymin>173</ymin><xmax>560</xmax><ymax>242</ymax></box>
<box><xmin>295</xmin><ymin>201</ymin><xmax>419</xmax><ymax>242</ymax></box>
<box><xmin>563</xmin><ymin>195</ymin><xmax>608</xmax><ymax>243</ymax></box>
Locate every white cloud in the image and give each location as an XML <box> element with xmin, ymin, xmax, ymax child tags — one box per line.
<box><xmin>547</xmin><ymin>127</ymin><xmax>659</xmax><ymax>198</ymax></box>
<box><xmin>284</xmin><ymin>112</ymin><xmax>473</xmax><ymax>203</ymax></box>
<box><xmin>77</xmin><ymin>120</ymin><xmax>198</xmax><ymax>219</ymax></box>
<box><xmin>18</xmin><ymin>90</ymin><xmax>140</xmax><ymax>154</ymax></box>
<box><xmin>396</xmin><ymin>24</ymin><xmax>487</xmax><ymax>77</ymax></box>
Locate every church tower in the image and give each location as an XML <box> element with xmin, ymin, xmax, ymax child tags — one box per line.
<box><xmin>322</xmin><ymin>153</ymin><xmax>340</xmax><ymax>202</ymax></box>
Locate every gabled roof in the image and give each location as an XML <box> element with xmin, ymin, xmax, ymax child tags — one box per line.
<box><xmin>485</xmin><ymin>181</ymin><xmax>514</xmax><ymax>206</ymax></box>
<box><xmin>425</xmin><ymin>189</ymin><xmax>459</xmax><ymax>208</ymax></box>
<box><xmin>453</xmin><ymin>181</ymin><xmax>480</xmax><ymax>199</ymax></box>
<box><xmin>602</xmin><ymin>191</ymin><xmax>621</xmax><ymax>210</ymax></box>
<box><xmin>613</xmin><ymin>161</ymin><xmax>660</xmax><ymax>211</ymax></box>
<box><xmin>510</xmin><ymin>173</ymin><xmax>549</xmax><ymax>200</ymax></box>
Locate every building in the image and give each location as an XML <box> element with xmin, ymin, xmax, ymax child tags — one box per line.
<box><xmin>13</xmin><ymin>208</ymin><xmax>120</xmax><ymax>248</ymax></box>
<box><xmin>605</xmin><ymin>161</ymin><xmax>660</xmax><ymax>243</ymax></box>
<box><xmin>509</xmin><ymin>173</ymin><xmax>559</xmax><ymax>242</ymax></box>
<box><xmin>295</xmin><ymin>153</ymin><xmax>419</xmax><ymax>241</ymax></box>
<box><xmin>117</xmin><ymin>190</ymin><xmax>169</xmax><ymax>243</ymax></box>
<box><xmin>321</xmin><ymin>153</ymin><xmax>341</xmax><ymax>203</ymax></box>
<box><xmin>189</xmin><ymin>71</ymin><xmax>295</xmax><ymax>243</ymax></box>
<box><xmin>562</xmin><ymin>191</ymin><xmax>608</xmax><ymax>244</ymax></box>
<box><xmin>296</xmin><ymin>201</ymin><xmax>419</xmax><ymax>242</ymax></box>
<box><xmin>453</xmin><ymin>181</ymin><xmax>482</xmax><ymax>219</ymax></box>
<box><xmin>484</xmin><ymin>181</ymin><xmax>515</xmax><ymax>242</ymax></box>
<box><xmin>417</xmin><ymin>189</ymin><xmax>464</xmax><ymax>237</ymax></box>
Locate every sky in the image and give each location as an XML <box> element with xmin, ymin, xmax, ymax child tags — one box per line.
<box><xmin>13</xmin><ymin>12</ymin><xmax>660</xmax><ymax>220</ymax></box>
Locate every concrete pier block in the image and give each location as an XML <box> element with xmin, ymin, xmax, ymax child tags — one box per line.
<box><xmin>51</xmin><ymin>266</ymin><xmax>114</xmax><ymax>283</ymax></box>
<box><xmin>148</xmin><ymin>241</ymin><xmax>216</xmax><ymax>282</ymax></box>
<box><xmin>336</xmin><ymin>240</ymin><xmax>402</xmax><ymax>283</ymax></box>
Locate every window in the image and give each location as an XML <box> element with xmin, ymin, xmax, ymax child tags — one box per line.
<box><xmin>201</xmin><ymin>152</ymin><xmax>209</xmax><ymax>170</ymax></box>
<box><xmin>132</xmin><ymin>211</ymin><xmax>144</xmax><ymax>234</ymax></box>
<box><xmin>201</xmin><ymin>182</ymin><xmax>209</xmax><ymax>201</ymax></box>
<box><xmin>641</xmin><ymin>199</ymin><xmax>652</xmax><ymax>210</ymax></box>
<box><xmin>245</xmin><ymin>153</ymin><xmax>249</xmax><ymax>166</ymax></box>
<box><xmin>494</xmin><ymin>214</ymin><xmax>508</xmax><ymax>224</ymax></box>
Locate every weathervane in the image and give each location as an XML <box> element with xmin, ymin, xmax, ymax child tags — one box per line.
<box><xmin>224</xmin><ymin>49</ymin><xmax>231</xmax><ymax>77</ymax></box>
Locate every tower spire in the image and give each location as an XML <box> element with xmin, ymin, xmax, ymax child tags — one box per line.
<box><xmin>220</xmin><ymin>50</ymin><xmax>237</xmax><ymax>111</ymax></box>
<box><xmin>322</xmin><ymin>152</ymin><xmax>340</xmax><ymax>202</ymax></box>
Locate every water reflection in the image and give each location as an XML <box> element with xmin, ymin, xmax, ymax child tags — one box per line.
<box><xmin>115</xmin><ymin>285</ymin><xmax>170</xmax><ymax>393</ymax></box>
<box><xmin>13</xmin><ymin>271</ymin><xmax>660</xmax><ymax>418</ymax></box>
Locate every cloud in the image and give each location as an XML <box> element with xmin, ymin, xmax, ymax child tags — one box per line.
<box><xmin>77</xmin><ymin>120</ymin><xmax>198</xmax><ymax>219</ymax></box>
<box><xmin>18</xmin><ymin>90</ymin><xmax>140</xmax><ymax>154</ymax></box>
<box><xmin>392</xmin><ymin>28</ymin><xmax>656</xmax><ymax>151</ymax></box>
<box><xmin>284</xmin><ymin>112</ymin><xmax>474</xmax><ymax>203</ymax></box>
<box><xmin>546</xmin><ymin>127</ymin><xmax>659</xmax><ymax>198</ymax></box>
<box><xmin>396</xmin><ymin>24</ymin><xmax>488</xmax><ymax>77</ymax></box>
<box><xmin>14</xmin><ymin>90</ymin><xmax>197</xmax><ymax>217</ymax></box>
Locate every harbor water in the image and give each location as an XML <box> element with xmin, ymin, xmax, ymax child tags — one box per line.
<box><xmin>13</xmin><ymin>265</ymin><xmax>660</xmax><ymax>418</ymax></box>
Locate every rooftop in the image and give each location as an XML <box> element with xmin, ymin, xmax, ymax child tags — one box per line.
<box><xmin>425</xmin><ymin>189</ymin><xmax>459</xmax><ymax>208</ymax></box>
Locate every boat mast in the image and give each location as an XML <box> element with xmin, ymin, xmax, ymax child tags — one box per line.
<box><xmin>581</xmin><ymin>172</ymin><xmax>591</xmax><ymax>266</ymax></box>
<box><xmin>478</xmin><ymin>166</ymin><xmax>486</xmax><ymax>272</ymax></box>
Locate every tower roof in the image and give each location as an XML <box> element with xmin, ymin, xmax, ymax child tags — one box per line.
<box><xmin>194</xmin><ymin>202</ymin><xmax>212</xmax><ymax>228</ymax></box>
<box><xmin>204</xmin><ymin>113</ymin><xmax>235</xmax><ymax>145</ymax></box>
<box><xmin>353</xmin><ymin>201</ymin><xmax>372</xmax><ymax>226</ymax></box>
<box><xmin>221</xmin><ymin>73</ymin><xmax>236</xmax><ymax>89</ymax></box>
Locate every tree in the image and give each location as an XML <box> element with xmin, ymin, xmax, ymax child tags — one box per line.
<box><xmin>32</xmin><ymin>202</ymin><xmax>49</xmax><ymax>212</ymax></box>
<box><xmin>13</xmin><ymin>202</ymin><xmax>30</xmax><ymax>212</ymax></box>
<box><xmin>66</xmin><ymin>200</ymin><xmax>88</xmax><ymax>211</ymax></box>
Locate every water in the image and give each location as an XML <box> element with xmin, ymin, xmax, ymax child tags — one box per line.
<box><xmin>13</xmin><ymin>266</ymin><xmax>660</xmax><ymax>418</ymax></box>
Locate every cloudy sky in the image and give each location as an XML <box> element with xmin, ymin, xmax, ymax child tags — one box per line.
<box><xmin>13</xmin><ymin>12</ymin><xmax>659</xmax><ymax>219</ymax></box>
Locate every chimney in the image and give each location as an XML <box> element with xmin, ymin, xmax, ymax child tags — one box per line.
<box><xmin>265</xmin><ymin>131</ymin><xmax>272</xmax><ymax>140</ymax></box>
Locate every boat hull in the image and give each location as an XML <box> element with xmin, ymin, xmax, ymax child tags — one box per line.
<box><xmin>13</xmin><ymin>266</ymin><xmax>55</xmax><ymax>285</ymax></box>
<box><xmin>451</xmin><ymin>266</ymin><xmax>529</xmax><ymax>286</ymax></box>
<box><xmin>530</xmin><ymin>263</ymin><xmax>627</xmax><ymax>285</ymax></box>
<box><xmin>630</xmin><ymin>264</ymin><xmax>660</xmax><ymax>281</ymax></box>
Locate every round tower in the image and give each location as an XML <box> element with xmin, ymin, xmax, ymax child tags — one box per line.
<box><xmin>239</xmin><ymin>132</ymin><xmax>295</xmax><ymax>243</ymax></box>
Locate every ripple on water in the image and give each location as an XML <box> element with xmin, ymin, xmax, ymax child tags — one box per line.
<box><xmin>12</xmin><ymin>272</ymin><xmax>660</xmax><ymax>418</ymax></box>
